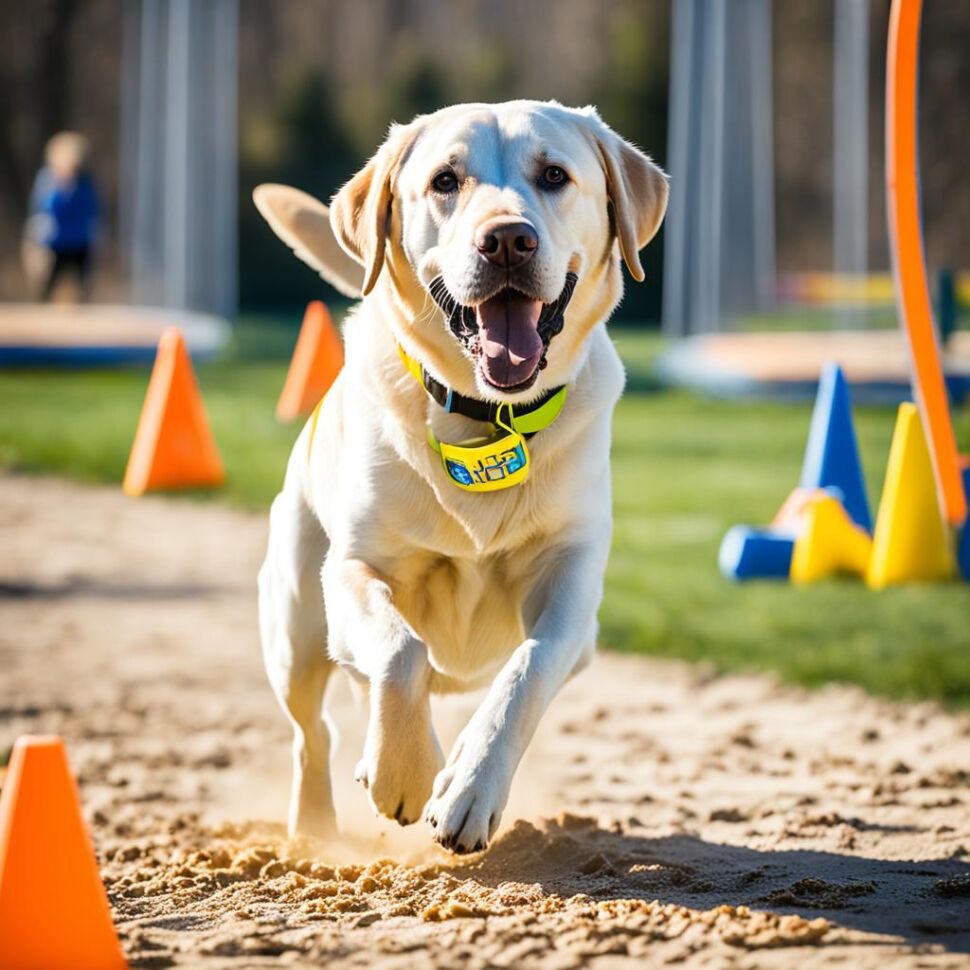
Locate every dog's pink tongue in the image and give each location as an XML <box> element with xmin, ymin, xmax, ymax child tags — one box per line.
<box><xmin>475</xmin><ymin>292</ymin><xmax>544</xmax><ymax>388</ymax></box>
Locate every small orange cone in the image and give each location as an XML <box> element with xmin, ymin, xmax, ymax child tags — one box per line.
<box><xmin>771</xmin><ymin>486</ymin><xmax>832</xmax><ymax>530</ymax></box>
<box><xmin>0</xmin><ymin>736</ymin><xmax>127</xmax><ymax>969</ymax></box>
<box><xmin>276</xmin><ymin>301</ymin><xmax>344</xmax><ymax>422</ymax></box>
<box><xmin>123</xmin><ymin>328</ymin><xmax>225</xmax><ymax>495</ymax></box>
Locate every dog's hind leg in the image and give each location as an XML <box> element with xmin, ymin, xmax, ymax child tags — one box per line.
<box><xmin>259</xmin><ymin>473</ymin><xmax>335</xmax><ymax>839</ymax></box>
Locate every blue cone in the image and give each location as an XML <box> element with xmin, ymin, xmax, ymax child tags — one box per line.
<box><xmin>800</xmin><ymin>363</ymin><xmax>872</xmax><ymax>532</ymax></box>
<box><xmin>719</xmin><ymin>526</ymin><xmax>794</xmax><ymax>581</ymax></box>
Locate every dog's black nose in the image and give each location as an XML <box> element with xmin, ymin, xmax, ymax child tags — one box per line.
<box><xmin>475</xmin><ymin>220</ymin><xmax>539</xmax><ymax>269</ymax></box>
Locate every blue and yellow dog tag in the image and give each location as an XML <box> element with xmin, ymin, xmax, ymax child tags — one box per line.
<box><xmin>396</xmin><ymin>343</ymin><xmax>567</xmax><ymax>494</ymax></box>
<box><xmin>429</xmin><ymin>405</ymin><xmax>531</xmax><ymax>493</ymax></box>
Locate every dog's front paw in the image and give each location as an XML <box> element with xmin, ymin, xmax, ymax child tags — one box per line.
<box><xmin>355</xmin><ymin>716</ymin><xmax>443</xmax><ymax>826</ymax></box>
<box><xmin>425</xmin><ymin>736</ymin><xmax>510</xmax><ymax>854</ymax></box>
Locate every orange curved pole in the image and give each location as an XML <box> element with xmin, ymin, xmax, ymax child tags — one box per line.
<box><xmin>886</xmin><ymin>0</ymin><xmax>966</xmax><ymax>527</ymax></box>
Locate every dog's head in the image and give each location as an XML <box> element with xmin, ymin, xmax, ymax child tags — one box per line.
<box><xmin>257</xmin><ymin>101</ymin><xmax>667</xmax><ymax>401</ymax></box>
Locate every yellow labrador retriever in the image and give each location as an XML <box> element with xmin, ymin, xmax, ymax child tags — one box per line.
<box><xmin>255</xmin><ymin>100</ymin><xmax>667</xmax><ymax>853</ymax></box>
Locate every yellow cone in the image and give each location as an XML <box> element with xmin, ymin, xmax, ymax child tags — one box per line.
<box><xmin>866</xmin><ymin>403</ymin><xmax>953</xmax><ymax>589</ymax></box>
<box><xmin>791</xmin><ymin>495</ymin><xmax>873</xmax><ymax>583</ymax></box>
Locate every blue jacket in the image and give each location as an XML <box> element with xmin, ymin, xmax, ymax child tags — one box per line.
<box><xmin>30</xmin><ymin>168</ymin><xmax>100</xmax><ymax>251</ymax></box>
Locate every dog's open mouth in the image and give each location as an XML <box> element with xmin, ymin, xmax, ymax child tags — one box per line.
<box><xmin>428</xmin><ymin>274</ymin><xmax>578</xmax><ymax>393</ymax></box>
<box><xmin>477</xmin><ymin>290</ymin><xmax>544</xmax><ymax>389</ymax></box>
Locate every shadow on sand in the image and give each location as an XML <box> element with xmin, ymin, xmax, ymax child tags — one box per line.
<box><xmin>449</xmin><ymin>816</ymin><xmax>970</xmax><ymax>951</ymax></box>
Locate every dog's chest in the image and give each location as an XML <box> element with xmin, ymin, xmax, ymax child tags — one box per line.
<box><xmin>390</xmin><ymin>545</ymin><xmax>534</xmax><ymax>684</ymax></box>
<box><xmin>421</xmin><ymin>439</ymin><xmax>576</xmax><ymax>553</ymax></box>
<box><xmin>359</xmin><ymin>449</ymin><xmax>572</xmax><ymax>682</ymax></box>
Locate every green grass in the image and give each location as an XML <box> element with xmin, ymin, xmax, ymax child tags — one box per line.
<box><xmin>1</xmin><ymin>318</ymin><xmax>968</xmax><ymax>706</ymax></box>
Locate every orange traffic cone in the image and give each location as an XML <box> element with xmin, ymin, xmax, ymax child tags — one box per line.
<box><xmin>0</xmin><ymin>736</ymin><xmax>127</xmax><ymax>969</ymax></box>
<box><xmin>276</xmin><ymin>301</ymin><xmax>344</xmax><ymax>422</ymax></box>
<box><xmin>123</xmin><ymin>328</ymin><xmax>225</xmax><ymax>496</ymax></box>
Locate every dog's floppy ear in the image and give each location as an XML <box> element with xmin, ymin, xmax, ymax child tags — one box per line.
<box><xmin>252</xmin><ymin>184</ymin><xmax>363</xmax><ymax>298</ymax></box>
<box><xmin>583</xmin><ymin>110</ymin><xmax>669</xmax><ymax>282</ymax></box>
<box><xmin>329</xmin><ymin>122</ymin><xmax>419</xmax><ymax>296</ymax></box>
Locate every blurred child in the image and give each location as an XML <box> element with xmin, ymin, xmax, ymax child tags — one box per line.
<box><xmin>24</xmin><ymin>132</ymin><xmax>101</xmax><ymax>302</ymax></box>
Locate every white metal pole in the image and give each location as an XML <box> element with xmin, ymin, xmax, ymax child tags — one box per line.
<box><xmin>697</xmin><ymin>0</ymin><xmax>726</xmax><ymax>333</ymax></box>
<box><xmin>748</xmin><ymin>0</ymin><xmax>775</xmax><ymax>313</ymax></box>
<box><xmin>163</xmin><ymin>0</ymin><xmax>190</xmax><ymax>310</ymax></box>
<box><xmin>834</xmin><ymin>0</ymin><xmax>870</xmax><ymax>328</ymax></box>
<box><xmin>662</xmin><ymin>0</ymin><xmax>697</xmax><ymax>338</ymax></box>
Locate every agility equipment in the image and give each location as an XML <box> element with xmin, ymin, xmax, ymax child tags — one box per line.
<box><xmin>791</xmin><ymin>495</ymin><xmax>873</xmax><ymax>584</ymax></box>
<box><xmin>0</xmin><ymin>736</ymin><xmax>128</xmax><ymax>970</ymax></box>
<box><xmin>718</xmin><ymin>526</ymin><xmax>794</xmax><ymax>581</ymax></box>
<box><xmin>718</xmin><ymin>487</ymin><xmax>826</xmax><ymax>580</ymax></box>
<box><xmin>276</xmin><ymin>301</ymin><xmax>344</xmax><ymax>422</ymax></box>
<box><xmin>123</xmin><ymin>328</ymin><xmax>225</xmax><ymax>495</ymax></box>
<box><xmin>0</xmin><ymin>304</ymin><xmax>229</xmax><ymax>367</ymax></box>
<box><xmin>886</xmin><ymin>0</ymin><xmax>966</xmax><ymax>529</ymax></box>
<box><xmin>799</xmin><ymin>363</ymin><xmax>872</xmax><ymax>531</ymax></box>
<box><xmin>718</xmin><ymin>368</ymin><xmax>871</xmax><ymax>581</ymax></box>
<box><xmin>717</xmin><ymin>0</ymin><xmax>966</xmax><ymax>589</ymax></box>
<box><xmin>867</xmin><ymin>403</ymin><xmax>953</xmax><ymax>588</ymax></box>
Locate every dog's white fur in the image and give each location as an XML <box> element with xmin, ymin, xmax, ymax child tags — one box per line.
<box><xmin>256</xmin><ymin>101</ymin><xmax>667</xmax><ymax>853</ymax></box>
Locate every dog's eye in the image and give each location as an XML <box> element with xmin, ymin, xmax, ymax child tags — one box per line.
<box><xmin>539</xmin><ymin>165</ymin><xmax>568</xmax><ymax>189</ymax></box>
<box><xmin>431</xmin><ymin>170</ymin><xmax>459</xmax><ymax>194</ymax></box>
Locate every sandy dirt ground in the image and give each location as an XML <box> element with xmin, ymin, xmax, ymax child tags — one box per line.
<box><xmin>1</xmin><ymin>471</ymin><xmax>969</xmax><ymax>968</ymax></box>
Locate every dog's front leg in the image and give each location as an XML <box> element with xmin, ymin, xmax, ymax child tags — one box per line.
<box><xmin>425</xmin><ymin>541</ymin><xmax>606</xmax><ymax>853</ymax></box>
<box><xmin>323</xmin><ymin>557</ymin><xmax>443</xmax><ymax>825</ymax></box>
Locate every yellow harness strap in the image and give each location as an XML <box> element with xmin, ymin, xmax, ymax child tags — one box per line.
<box><xmin>306</xmin><ymin>397</ymin><xmax>325</xmax><ymax>463</ymax></box>
<box><xmin>398</xmin><ymin>344</ymin><xmax>425</xmax><ymax>386</ymax></box>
